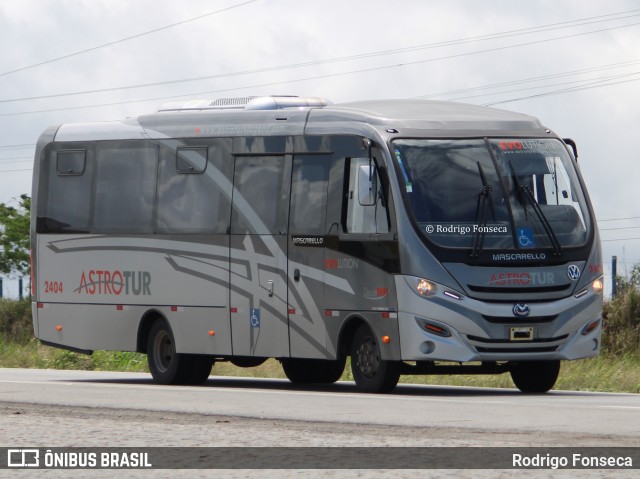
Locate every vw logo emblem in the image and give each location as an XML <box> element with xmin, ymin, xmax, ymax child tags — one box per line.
<box><xmin>512</xmin><ymin>303</ymin><xmax>531</xmax><ymax>318</ymax></box>
<box><xmin>567</xmin><ymin>265</ymin><xmax>581</xmax><ymax>281</ymax></box>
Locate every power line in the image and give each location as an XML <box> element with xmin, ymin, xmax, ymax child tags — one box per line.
<box><xmin>1</xmin><ymin>8</ymin><xmax>639</xmax><ymax>104</ymax></box>
<box><xmin>599</xmin><ymin>216</ymin><xmax>640</xmax><ymax>222</ymax></box>
<box><xmin>3</xmin><ymin>66</ymin><xmax>640</xmax><ymax>118</ymax></box>
<box><xmin>0</xmin><ymin>158</ymin><xmax>32</xmax><ymax>164</ymax></box>
<box><xmin>448</xmin><ymin>71</ymin><xmax>640</xmax><ymax>102</ymax></box>
<box><xmin>0</xmin><ymin>168</ymin><xmax>32</xmax><ymax>173</ymax></box>
<box><xmin>0</xmin><ymin>0</ymin><xmax>260</xmax><ymax>78</ymax></box>
<box><xmin>3</xmin><ymin>20</ymin><xmax>640</xmax><ymax>117</ymax></box>
<box><xmin>0</xmin><ymin>143</ymin><xmax>35</xmax><ymax>150</ymax></box>
<box><xmin>602</xmin><ymin>237</ymin><xmax>640</xmax><ymax>242</ymax></box>
<box><xmin>600</xmin><ymin>226</ymin><xmax>640</xmax><ymax>231</ymax></box>
<box><xmin>484</xmin><ymin>75</ymin><xmax>640</xmax><ymax>106</ymax></box>
<box><xmin>413</xmin><ymin>59</ymin><xmax>640</xmax><ymax>99</ymax></box>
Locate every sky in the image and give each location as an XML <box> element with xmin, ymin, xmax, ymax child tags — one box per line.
<box><xmin>1</xmin><ymin>0</ymin><xmax>639</xmax><ymax>297</ymax></box>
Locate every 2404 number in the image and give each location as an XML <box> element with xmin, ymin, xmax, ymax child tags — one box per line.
<box><xmin>44</xmin><ymin>281</ymin><xmax>64</xmax><ymax>294</ymax></box>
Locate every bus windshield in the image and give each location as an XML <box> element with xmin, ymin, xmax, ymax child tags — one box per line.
<box><xmin>392</xmin><ymin>138</ymin><xmax>591</xmax><ymax>252</ymax></box>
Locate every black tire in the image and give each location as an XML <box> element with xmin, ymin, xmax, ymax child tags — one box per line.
<box><xmin>350</xmin><ymin>324</ymin><xmax>400</xmax><ymax>393</ymax></box>
<box><xmin>146</xmin><ymin>320</ymin><xmax>213</xmax><ymax>385</ymax></box>
<box><xmin>282</xmin><ymin>357</ymin><xmax>346</xmax><ymax>384</ymax></box>
<box><xmin>187</xmin><ymin>355</ymin><xmax>215</xmax><ymax>385</ymax></box>
<box><xmin>510</xmin><ymin>360</ymin><xmax>560</xmax><ymax>393</ymax></box>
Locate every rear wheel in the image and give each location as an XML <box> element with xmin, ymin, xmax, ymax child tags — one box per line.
<box><xmin>147</xmin><ymin>320</ymin><xmax>213</xmax><ymax>385</ymax></box>
<box><xmin>282</xmin><ymin>357</ymin><xmax>346</xmax><ymax>384</ymax></box>
<box><xmin>510</xmin><ymin>360</ymin><xmax>560</xmax><ymax>393</ymax></box>
<box><xmin>187</xmin><ymin>355</ymin><xmax>215</xmax><ymax>385</ymax></box>
<box><xmin>350</xmin><ymin>324</ymin><xmax>400</xmax><ymax>393</ymax></box>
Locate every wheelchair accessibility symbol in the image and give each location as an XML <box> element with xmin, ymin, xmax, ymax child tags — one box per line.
<box><xmin>250</xmin><ymin>308</ymin><xmax>261</xmax><ymax>328</ymax></box>
<box><xmin>517</xmin><ymin>228</ymin><xmax>535</xmax><ymax>248</ymax></box>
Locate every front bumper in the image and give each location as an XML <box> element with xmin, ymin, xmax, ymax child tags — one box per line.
<box><xmin>397</xmin><ymin>276</ymin><xmax>603</xmax><ymax>362</ymax></box>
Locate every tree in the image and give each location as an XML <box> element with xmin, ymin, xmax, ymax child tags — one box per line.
<box><xmin>0</xmin><ymin>194</ymin><xmax>30</xmax><ymax>276</ymax></box>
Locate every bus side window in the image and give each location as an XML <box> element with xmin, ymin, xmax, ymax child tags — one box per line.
<box><xmin>290</xmin><ymin>157</ymin><xmax>329</xmax><ymax>235</ymax></box>
<box><xmin>231</xmin><ymin>156</ymin><xmax>287</xmax><ymax>235</ymax></box>
<box><xmin>344</xmin><ymin>157</ymin><xmax>390</xmax><ymax>234</ymax></box>
<box><xmin>38</xmin><ymin>148</ymin><xmax>92</xmax><ymax>233</ymax></box>
<box><xmin>156</xmin><ymin>142</ymin><xmax>231</xmax><ymax>234</ymax></box>
<box><xmin>93</xmin><ymin>142</ymin><xmax>157</xmax><ymax>233</ymax></box>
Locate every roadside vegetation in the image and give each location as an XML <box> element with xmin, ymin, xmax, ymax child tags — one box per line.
<box><xmin>1</xmin><ymin>281</ymin><xmax>639</xmax><ymax>392</ymax></box>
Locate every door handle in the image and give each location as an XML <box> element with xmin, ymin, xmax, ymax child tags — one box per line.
<box><xmin>267</xmin><ymin>280</ymin><xmax>274</xmax><ymax>297</ymax></box>
<box><xmin>294</xmin><ymin>268</ymin><xmax>300</xmax><ymax>282</ymax></box>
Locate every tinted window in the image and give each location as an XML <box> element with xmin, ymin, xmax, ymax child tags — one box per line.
<box><xmin>38</xmin><ymin>146</ymin><xmax>92</xmax><ymax>233</ymax></box>
<box><xmin>290</xmin><ymin>157</ymin><xmax>329</xmax><ymax>234</ymax></box>
<box><xmin>231</xmin><ymin>156</ymin><xmax>287</xmax><ymax>235</ymax></box>
<box><xmin>157</xmin><ymin>140</ymin><xmax>232</xmax><ymax>234</ymax></box>
<box><xmin>344</xmin><ymin>156</ymin><xmax>390</xmax><ymax>234</ymax></box>
<box><xmin>57</xmin><ymin>150</ymin><xmax>86</xmax><ymax>175</ymax></box>
<box><xmin>176</xmin><ymin>147</ymin><xmax>207</xmax><ymax>174</ymax></box>
<box><xmin>93</xmin><ymin>142</ymin><xmax>157</xmax><ymax>233</ymax></box>
<box><xmin>233</xmin><ymin>136</ymin><xmax>288</xmax><ymax>155</ymax></box>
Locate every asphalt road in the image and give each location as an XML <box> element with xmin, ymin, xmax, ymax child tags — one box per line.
<box><xmin>1</xmin><ymin>368</ymin><xmax>639</xmax><ymax>478</ymax></box>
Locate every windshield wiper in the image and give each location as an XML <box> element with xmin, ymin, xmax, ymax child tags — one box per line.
<box><xmin>509</xmin><ymin>160</ymin><xmax>562</xmax><ymax>257</ymax></box>
<box><xmin>470</xmin><ymin>162</ymin><xmax>495</xmax><ymax>258</ymax></box>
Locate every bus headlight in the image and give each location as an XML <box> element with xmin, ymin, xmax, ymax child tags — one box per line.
<box><xmin>592</xmin><ymin>278</ymin><xmax>603</xmax><ymax>294</ymax></box>
<box><xmin>416</xmin><ymin>278</ymin><xmax>436</xmax><ymax>296</ymax></box>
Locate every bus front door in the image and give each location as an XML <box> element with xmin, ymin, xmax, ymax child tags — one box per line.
<box><xmin>229</xmin><ymin>155</ymin><xmax>290</xmax><ymax>357</ymax></box>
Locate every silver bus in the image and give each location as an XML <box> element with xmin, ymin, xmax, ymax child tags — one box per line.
<box><xmin>30</xmin><ymin>96</ymin><xmax>603</xmax><ymax>393</ymax></box>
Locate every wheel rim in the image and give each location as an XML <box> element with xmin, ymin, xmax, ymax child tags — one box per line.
<box><xmin>355</xmin><ymin>336</ymin><xmax>380</xmax><ymax>378</ymax></box>
<box><xmin>152</xmin><ymin>330</ymin><xmax>174</xmax><ymax>373</ymax></box>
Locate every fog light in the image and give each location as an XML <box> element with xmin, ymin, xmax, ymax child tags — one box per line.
<box><xmin>420</xmin><ymin>341</ymin><xmax>436</xmax><ymax>354</ymax></box>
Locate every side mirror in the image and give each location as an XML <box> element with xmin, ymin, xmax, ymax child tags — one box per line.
<box><xmin>358</xmin><ymin>163</ymin><xmax>377</xmax><ymax>206</ymax></box>
<box><xmin>563</xmin><ymin>138</ymin><xmax>578</xmax><ymax>161</ymax></box>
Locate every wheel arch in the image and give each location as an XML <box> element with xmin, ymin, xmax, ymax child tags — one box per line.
<box><xmin>136</xmin><ymin>309</ymin><xmax>168</xmax><ymax>354</ymax></box>
<box><xmin>337</xmin><ymin>314</ymin><xmax>368</xmax><ymax>358</ymax></box>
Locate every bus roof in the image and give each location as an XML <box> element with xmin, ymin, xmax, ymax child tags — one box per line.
<box><xmin>51</xmin><ymin>97</ymin><xmax>547</xmax><ymax>142</ymax></box>
<box><xmin>308</xmin><ymin>99</ymin><xmax>543</xmax><ymax>133</ymax></box>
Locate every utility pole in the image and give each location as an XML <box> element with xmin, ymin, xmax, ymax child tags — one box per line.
<box><xmin>612</xmin><ymin>255</ymin><xmax>617</xmax><ymax>299</ymax></box>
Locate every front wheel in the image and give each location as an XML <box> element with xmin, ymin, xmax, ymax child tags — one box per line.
<box><xmin>147</xmin><ymin>320</ymin><xmax>213</xmax><ymax>385</ymax></box>
<box><xmin>350</xmin><ymin>324</ymin><xmax>400</xmax><ymax>393</ymax></box>
<box><xmin>510</xmin><ymin>360</ymin><xmax>560</xmax><ymax>393</ymax></box>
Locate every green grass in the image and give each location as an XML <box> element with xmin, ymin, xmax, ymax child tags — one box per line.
<box><xmin>0</xmin><ymin>339</ymin><xmax>148</xmax><ymax>372</ymax></box>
